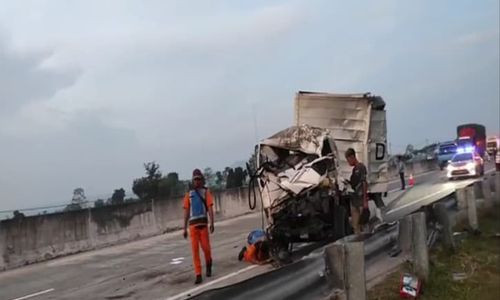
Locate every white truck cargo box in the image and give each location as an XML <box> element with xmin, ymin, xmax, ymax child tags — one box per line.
<box><xmin>294</xmin><ymin>91</ymin><xmax>389</xmax><ymax>193</ymax></box>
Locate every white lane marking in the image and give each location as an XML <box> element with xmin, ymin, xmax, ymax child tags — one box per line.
<box><xmin>9</xmin><ymin>288</ymin><xmax>55</xmax><ymax>300</ymax></box>
<box><xmin>165</xmin><ymin>265</ymin><xmax>258</xmax><ymax>300</ymax></box>
<box><xmin>170</xmin><ymin>257</ymin><xmax>185</xmax><ymax>265</ymax></box>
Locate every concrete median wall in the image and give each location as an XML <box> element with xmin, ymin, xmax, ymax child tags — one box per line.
<box><xmin>0</xmin><ymin>160</ymin><xmax>438</xmax><ymax>272</ymax></box>
<box><xmin>0</xmin><ymin>187</ymin><xmax>257</xmax><ymax>271</ymax></box>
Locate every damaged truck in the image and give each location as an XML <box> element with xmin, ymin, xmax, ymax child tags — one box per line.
<box><xmin>249</xmin><ymin>91</ymin><xmax>389</xmax><ymax>260</ymax></box>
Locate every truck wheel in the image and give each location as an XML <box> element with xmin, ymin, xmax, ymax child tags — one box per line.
<box><xmin>269</xmin><ymin>233</ymin><xmax>292</xmax><ymax>265</ymax></box>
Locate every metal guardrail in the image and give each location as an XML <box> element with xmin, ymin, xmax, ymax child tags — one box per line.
<box><xmin>189</xmin><ymin>228</ymin><xmax>401</xmax><ymax>300</ymax></box>
<box><xmin>189</xmin><ymin>172</ymin><xmax>499</xmax><ymax>300</ymax></box>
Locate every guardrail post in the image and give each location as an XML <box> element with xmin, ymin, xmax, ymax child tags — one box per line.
<box><xmin>455</xmin><ymin>187</ymin><xmax>469</xmax><ymax>224</ymax></box>
<box><xmin>433</xmin><ymin>202</ymin><xmax>455</xmax><ymax>252</ymax></box>
<box><xmin>325</xmin><ymin>241</ymin><xmax>366</xmax><ymax>300</ymax></box>
<box><xmin>398</xmin><ymin>215</ymin><xmax>412</xmax><ymax>254</ymax></box>
<box><xmin>473</xmin><ymin>181</ymin><xmax>483</xmax><ymax>200</ymax></box>
<box><xmin>411</xmin><ymin>212</ymin><xmax>429</xmax><ymax>282</ymax></box>
<box><xmin>480</xmin><ymin>179</ymin><xmax>493</xmax><ymax>208</ymax></box>
<box><xmin>456</xmin><ymin>188</ymin><xmax>467</xmax><ymax>211</ymax></box>
<box><xmin>465</xmin><ymin>186</ymin><xmax>479</xmax><ymax>232</ymax></box>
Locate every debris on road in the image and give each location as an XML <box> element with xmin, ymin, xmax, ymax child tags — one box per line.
<box><xmin>399</xmin><ymin>273</ymin><xmax>421</xmax><ymax>298</ymax></box>
<box><xmin>452</xmin><ymin>272</ymin><xmax>468</xmax><ymax>281</ymax></box>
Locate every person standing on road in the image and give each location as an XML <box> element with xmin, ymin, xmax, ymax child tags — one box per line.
<box><xmin>398</xmin><ymin>156</ymin><xmax>406</xmax><ymax>190</ymax></box>
<box><xmin>345</xmin><ymin>148</ymin><xmax>369</xmax><ymax>235</ymax></box>
<box><xmin>183</xmin><ymin>169</ymin><xmax>215</xmax><ymax>284</ymax></box>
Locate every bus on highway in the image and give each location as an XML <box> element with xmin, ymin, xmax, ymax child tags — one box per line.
<box><xmin>437</xmin><ymin>141</ymin><xmax>457</xmax><ymax>170</ymax></box>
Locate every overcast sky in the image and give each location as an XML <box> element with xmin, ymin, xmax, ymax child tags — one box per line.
<box><xmin>0</xmin><ymin>0</ymin><xmax>498</xmax><ymax>211</ymax></box>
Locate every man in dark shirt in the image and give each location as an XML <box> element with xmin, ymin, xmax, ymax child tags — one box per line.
<box><xmin>345</xmin><ymin>148</ymin><xmax>368</xmax><ymax>234</ymax></box>
<box><xmin>398</xmin><ymin>156</ymin><xmax>406</xmax><ymax>190</ymax></box>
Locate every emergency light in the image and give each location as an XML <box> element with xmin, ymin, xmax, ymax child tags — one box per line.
<box><xmin>457</xmin><ymin>146</ymin><xmax>475</xmax><ymax>154</ymax></box>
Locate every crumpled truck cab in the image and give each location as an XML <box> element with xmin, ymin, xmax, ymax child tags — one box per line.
<box><xmin>254</xmin><ymin>125</ymin><xmax>350</xmax><ymax>259</ymax></box>
<box><xmin>251</xmin><ymin>91</ymin><xmax>389</xmax><ymax>261</ymax></box>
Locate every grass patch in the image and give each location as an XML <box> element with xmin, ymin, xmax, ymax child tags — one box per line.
<box><xmin>369</xmin><ymin>207</ymin><xmax>500</xmax><ymax>300</ymax></box>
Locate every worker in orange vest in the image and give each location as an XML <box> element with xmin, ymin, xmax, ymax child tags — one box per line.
<box><xmin>238</xmin><ymin>229</ymin><xmax>270</xmax><ymax>264</ymax></box>
<box><xmin>183</xmin><ymin>169</ymin><xmax>215</xmax><ymax>284</ymax></box>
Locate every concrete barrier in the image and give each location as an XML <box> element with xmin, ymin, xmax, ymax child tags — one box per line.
<box><xmin>325</xmin><ymin>241</ymin><xmax>366</xmax><ymax>300</ymax></box>
<box><xmin>0</xmin><ymin>210</ymin><xmax>92</xmax><ymax>270</ymax></box>
<box><xmin>0</xmin><ymin>187</ymin><xmax>256</xmax><ymax>271</ymax></box>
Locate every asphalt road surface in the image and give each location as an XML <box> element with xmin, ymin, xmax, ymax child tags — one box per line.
<box><xmin>0</xmin><ymin>164</ymin><xmax>496</xmax><ymax>300</ymax></box>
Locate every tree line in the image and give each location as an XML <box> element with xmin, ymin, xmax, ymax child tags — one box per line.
<box><xmin>64</xmin><ymin>161</ymin><xmax>251</xmax><ymax>211</ymax></box>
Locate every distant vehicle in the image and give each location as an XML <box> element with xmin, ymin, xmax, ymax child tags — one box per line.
<box><xmin>456</xmin><ymin>124</ymin><xmax>486</xmax><ymax>157</ymax></box>
<box><xmin>486</xmin><ymin>136</ymin><xmax>499</xmax><ymax>156</ymax></box>
<box><xmin>496</xmin><ymin>151</ymin><xmax>500</xmax><ymax>171</ymax></box>
<box><xmin>447</xmin><ymin>152</ymin><xmax>484</xmax><ymax>180</ymax></box>
<box><xmin>437</xmin><ymin>141</ymin><xmax>457</xmax><ymax>170</ymax></box>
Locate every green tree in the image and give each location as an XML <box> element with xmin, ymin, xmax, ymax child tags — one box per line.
<box><xmin>64</xmin><ymin>203</ymin><xmax>82</xmax><ymax>212</ymax></box>
<box><xmin>159</xmin><ymin>172</ymin><xmax>182</xmax><ymax>198</ymax></box>
<box><xmin>215</xmin><ymin>171</ymin><xmax>224</xmax><ymax>190</ymax></box>
<box><xmin>72</xmin><ymin>188</ymin><xmax>86</xmax><ymax>204</ymax></box>
<box><xmin>145</xmin><ymin>162</ymin><xmax>162</xmax><ymax>180</ymax></box>
<box><xmin>203</xmin><ymin>167</ymin><xmax>215</xmax><ymax>187</ymax></box>
<box><xmin>243</xmin><ymin>169</ymin><xmax>248</xmax><ymax>185</ymax></box>
<box><xmin>95</xmin><ymin>199</ymin><xmax>105</xmax><ymax>208</ymax></box>
<box><xmin>234</xmin><ymin>167</ymin><xmax>245</xmax><ymax>188</ymax></box>
<box><xmin>226</xmin><ymin>168</ymin><xmax>235</xmax><ymax>189</ymax></box>
<box><xmin>111</xmin><ymin>188</ymin><xmax>126</xmax><ymax>205</ymax></box>
<box><xmin>132</xmin><ymin>161</ymin><xmax>162</xmax><ymax>200</ymax></box>
<box><xmin>247</xmin><ymin>151</ymin><xmax>257</xmax><ymax>175</ymax></box>
<box><xmin>13</xmin><ymin>210</ymin><xmax>25</xmax><ymax>219</ymax></box>
<box><xmin>132</xmin><ymin>177</ymin><xmax>148</xmax><ymax>200</ymax></box>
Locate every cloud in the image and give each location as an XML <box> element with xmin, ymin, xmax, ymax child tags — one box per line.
<box><xmin>0</xmin><ymin>111</ymin><xmax>143</xmax><ymax>210</ymax></box>
<box><xmin>0</xmin><ymin>35</ymin><xmax>81</xmax><ymax>115</ymax></box>
<box><xmin>0</xmin><ymin>0</ymin><xmax>498</xmax><ymax>211</ymax></box>
<box><xmin>455</xmin><ymin>29</ymin><xmax>500</xmax><ymax>46</ymax></box>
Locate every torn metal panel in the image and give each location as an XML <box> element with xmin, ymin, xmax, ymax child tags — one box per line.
<box><xmin>260</xmin><ymin>125</ymin><xmax>336</xmax><ymax>156</ymax></box>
